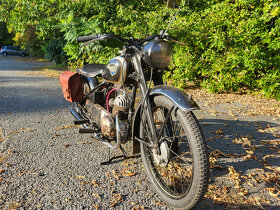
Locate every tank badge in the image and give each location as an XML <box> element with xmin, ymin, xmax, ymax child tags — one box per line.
<box><xmin>107</xmin><ymin>64</ymin><xmax>117</xmax><ymax>76</ymax></box>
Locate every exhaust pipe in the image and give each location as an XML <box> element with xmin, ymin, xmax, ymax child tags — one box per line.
<box><xmin>70</xmin><ymin>106</ymin><xmax>121</xmax><ymax>150</ymax></box>
<box><xmin>69</xmin><ymin>107</ymin><xmax>89</xmax><ymax>128</ymax></box>
<box><xmin>70</xmin><ymin>107</ymin><xmax>82</xmax><ymax>121</ymax></box>
<box><xmin>101</xmin><ymin>114</ymin><xmax>121</xmax><ymax>151</ymax></box>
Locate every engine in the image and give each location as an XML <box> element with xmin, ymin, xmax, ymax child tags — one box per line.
<box><xmin>100</xmin><ymin>90</ymin><xmax>130</xmax><ymax>142</ymax></box>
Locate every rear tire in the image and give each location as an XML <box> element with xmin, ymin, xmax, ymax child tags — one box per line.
<box><xmin>2</xmin><ymin>52</ymin><xmax>7</xmax><ymax>57</ymax></box>
<box><xmin>140</xmin><ymin>95</ymin><xmax>209</xmax><ymax>209</ymax></box>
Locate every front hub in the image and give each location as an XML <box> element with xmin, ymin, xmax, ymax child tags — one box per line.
<box><xmin>152</xmin><ymin>140</ymin><xmax>170</xmax><ymax>167</ymax></box>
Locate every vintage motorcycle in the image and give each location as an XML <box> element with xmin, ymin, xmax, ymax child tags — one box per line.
<box><xmin>60</xmin><ymin>1</ymin><xmax>209</xmax><ymax>209</ymax></box>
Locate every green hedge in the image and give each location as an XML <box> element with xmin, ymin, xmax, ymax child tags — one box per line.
<box><xmin>1</xmin><ymin>0</ymin><xmax>279</xmax><ymax>99</ymax></box>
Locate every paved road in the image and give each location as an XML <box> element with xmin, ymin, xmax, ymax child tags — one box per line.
<box><xmin>0</xmin><ymin>56</ymin><xmax>280</xmax><ymax>209</ymax></box>
<box><xmin>0</xmin><ymin>56</ymin><xmax>173</xmax><ymax>209</ymax></box>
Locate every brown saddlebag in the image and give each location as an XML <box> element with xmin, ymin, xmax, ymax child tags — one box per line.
<box><xmin>60</xmin><ymin>71</ymin><xmax>84</xmax><ymax>102</ymax></box>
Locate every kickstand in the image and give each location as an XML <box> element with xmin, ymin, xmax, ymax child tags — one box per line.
<box><xmin>100</xmin><ymin>145</ymin><xmax>129</xmax><ymax>165</ymax></box>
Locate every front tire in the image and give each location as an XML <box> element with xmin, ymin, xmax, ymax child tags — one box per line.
<box><xmin>140</xmin><ymin>95</ymin><xmax>209</xmax><ymax>209</ymax></box>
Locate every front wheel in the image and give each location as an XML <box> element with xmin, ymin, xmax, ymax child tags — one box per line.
<box><xmin>140</xmin><ymin>95</ymin><xmax>209</xmax><ymax>209</ymax></box>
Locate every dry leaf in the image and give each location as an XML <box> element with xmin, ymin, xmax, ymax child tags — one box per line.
<box><xmin>0</xmin><ymin>155</ymin><xmax>8</xmax><ymax>164</ymax></box>
<box><xmin>7</xmin><ymin>150</ymin><xmax>14</xmax><ymax>155</ymax></box>
<box><xmin>132</xmin><ymin>207</ymin><xmax>145</xmax><ymax>210</ymax></box>
<box><xmin>8</xmin><ymin>202</ymin><xmax>21</xmax><ymax>209</ymax></box>
<box><xmin>75</xmin><ymin>175</ymin><xmax>85</xmax><ymax>179</ymax></box>
<box><xmin>122</xmin><ymin>169</ymin><xmax>136</xmax><ymax>177</ymax></box>
<box><xmin>91</xmin><ymin>180</ymin><xmax>100</xmax><ymax>187</ymax></box>
<box><xmin>212</xmin><ymin>129</ymin><xmax>224</xmax><ymax>135</ymax></box>
<box><xmin>109</xmin><ymin>193</ymin><xmax>123</xmax><ymax>208</ymax></box>
<box><xmin>152</xmin><ymin>200</ymin><xmax>166</xmax><ymax>206</ymax></box>
<box><xmin>55</xmin><ymin>124</ymin><xmax>79</xmax><ymax>130</ymax></box>
<box><xmin>0</xmin><ymin>128</ymin><xmax>3</xmax><ymax>137</ymax></box>
<box><xmin>92</xmin><ymin>193</ymin><xmax>101</xmax><ymax>199</ymax></box>
<box><xmin>266</xmin><ymin>187</ymin><xmax>280</xmax><ymax>197</ymax></box>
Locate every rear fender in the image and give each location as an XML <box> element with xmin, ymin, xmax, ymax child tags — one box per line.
<box><xmin>132</xmin><ymin>85</ymin><xmax>199</xmax><ymax>154</ymax></box>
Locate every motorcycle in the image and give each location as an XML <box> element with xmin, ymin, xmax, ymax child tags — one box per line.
<box><xmin>60</xmin><ymin>1</ymin><xmax>209</xmax><ymax>209</ymax></box>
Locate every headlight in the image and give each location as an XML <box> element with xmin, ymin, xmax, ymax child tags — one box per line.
<box><xmin>142</xmin><ymin>40</ymin><xmax>172</xmax><ymax>69</ymax></box>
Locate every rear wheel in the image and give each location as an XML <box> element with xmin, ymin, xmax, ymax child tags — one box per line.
<box><xmin>140</xmin><ymin>95</ymin><xmax>209</xmax><ymax>209</ymax></box>
<box><xmin>2</xmin><ymin>52</ymin><xmax>7</xmax><ymax>57</ymax></box>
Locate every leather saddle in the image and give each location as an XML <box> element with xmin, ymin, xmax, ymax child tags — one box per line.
<box><xmin>76</xmin><ymin>64</ymin><xmax>106</xmax><ymax>77</ymax></box>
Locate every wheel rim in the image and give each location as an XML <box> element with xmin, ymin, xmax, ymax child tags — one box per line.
<box><xmin>141</xmin><ymin>107</ymin><xmax>194</xmax><ymax>198</ymax></box>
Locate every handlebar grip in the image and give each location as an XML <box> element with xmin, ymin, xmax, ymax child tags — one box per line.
<box><xmin>76</xmin><ymin>35</ymin><xmax>99</xmax><ymax>43</ymax></box>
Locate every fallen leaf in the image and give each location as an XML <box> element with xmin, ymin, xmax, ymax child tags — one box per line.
<box><xmin>91</xmin><ymin>180</ymin><xmax>100</xmax><ymax>187</ymax></box>
<box><xmin>8</xmin><ymin>202</ymin><xmax>21</xmax><ymax>209</ymax></box>
<box><xmin>0</xmin><ymin>155</ymin><xmax>8</xmax><ymax>164</ymax></box>
<box><xmin>122</xmin><ymin>169</ymin><xmax>136</xmax><ymax>177</ymax></box>
<box><xmin>75</xmin><ymin>175</ymin><xmax>85</xmax><ymax>179</ymax></box>
<box><xmin>109</xmin><ymin>193</ymin><xmax>123</xmax><ymax>208</ymax></box>
<box><xmin>212</xmin><ymin>129</ymin><xmax>224</xmax><ymax>135</ymax></box>
<box><xmin>23</xmin><ymin>128</ymin><xmax>36</xmax><ymax>133</ymax></box>
<box><xmin>132</xmin><ymin>207</ymin><xmax>145</xmax><ymax>210</ymax></box>
<box><xmin>92</xmin><ymin>193</ymin><xmax>101</xmax><ymax>199</ymax></box>
<box><xmin>0</xmin><ymin>128</ymin><xmax>3</xmax><ymax>137</ymax></box>
<box><xmin>152</xmin><ymin>200</ymin><xmax>166</xmax><ymax>206</ymax></box>
<box><xmin>7</xmin><ymin>150</ymin><xmax>14</xmax><ymax>155</ymax></box>
<box><xmin>55</xmin><ymin>124</ymin><xmax>79</xmax><ymax>130</ymax></box>
<box><xmin>266</xmin><ymin>187</ymin><xmax>280</xmax><ymax>197</ymax></box>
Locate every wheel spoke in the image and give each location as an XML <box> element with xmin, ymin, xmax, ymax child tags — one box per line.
<box><xmin>141</xmin><ymin>106</ymin><xmax>194</xmax><ymax>196</ymax></box>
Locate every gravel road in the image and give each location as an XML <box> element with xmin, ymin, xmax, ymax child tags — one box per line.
<box><xmin>0</xmin><ymin>56</ymin><xmax>280</xmax><ymax>209</ymax></box>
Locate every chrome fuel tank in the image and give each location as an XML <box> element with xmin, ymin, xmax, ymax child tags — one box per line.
<box><xmin>102</xmin><ymin>56</ymin><xmax>131</xmax><ymax>85</ymax></box>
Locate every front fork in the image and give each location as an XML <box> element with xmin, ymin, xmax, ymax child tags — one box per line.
<box><xmin>131</xmin><ymin>51</ymin><xmax>160</xmax><ymax>152</ymax></box>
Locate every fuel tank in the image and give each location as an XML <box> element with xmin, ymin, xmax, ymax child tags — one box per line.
<box><xmin>102</xmin><ymin>56</ymin><xmax>131</xmax><ymax>85</ymax></box>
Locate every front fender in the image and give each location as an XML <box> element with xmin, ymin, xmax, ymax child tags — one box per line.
<box><xmin>149</xmin><ymin>85</ymin><xmax>199</xmax><ymax>111</ymax></box>
<box><xmin>131</xmin><ymin>85</ymin><xmax>199</xmax><ymax>154</ymax></box>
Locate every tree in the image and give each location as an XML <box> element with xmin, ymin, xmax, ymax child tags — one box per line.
<box><xmin>0</xmin><ymin>22</ymin><xmax>13</xmax><ymax>46</ymax></box>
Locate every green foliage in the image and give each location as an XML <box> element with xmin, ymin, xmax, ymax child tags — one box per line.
<box><xmin>46</xmin><ymin>40</ymin><xmax>68</xmax><ymax>65</ymax></box>
<box><xmin>0</xmin><ymin>22</ymin><xmax>14</xmax><ymax>46</ymax></box>
<box><xmin>0</xmin><ymin>0</ymin><xmax>279</xmax><ymax>99</ymax></box>
<box><xmin>170</xmin><ymin>0</ymin><xmax>280</xmax><ymax>99</ymax></box>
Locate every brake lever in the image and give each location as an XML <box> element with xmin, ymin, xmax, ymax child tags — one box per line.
<box><xmin>164</xmin><ymin>35</ymin><xmax>186</xmax><ymax>46</ymax></box>
<box><xmin>169</xmin><ymin>38</ymin><xmax>186</xmax><ymax>46</ymax></box>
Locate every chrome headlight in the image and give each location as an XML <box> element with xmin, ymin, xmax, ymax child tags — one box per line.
<box><xmin>142</xmin><ymin>40</ymin><xmax>172</xmax><ymax>69</ymax></box>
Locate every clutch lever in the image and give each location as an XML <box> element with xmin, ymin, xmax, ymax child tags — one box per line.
<box><xmin>81</xmin><ymin>36</ymin><xmax>107</xmax><ymax>47</ymax></box>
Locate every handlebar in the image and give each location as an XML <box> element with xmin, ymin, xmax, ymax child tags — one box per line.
<box><xmin>76</xmin><ymin>33</ymin><xmax>186</xmax><ymax>46</ymax></box>
<box><xmin>76</xmin><ymin>34</ymin><xmax>100</xmax><ymax>43</ymax></box>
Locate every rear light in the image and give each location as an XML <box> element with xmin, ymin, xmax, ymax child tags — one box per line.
<box><xmin>0</xmin><ymin>49</ymin><xmax>2</xmax><ymax>51</ymax></box>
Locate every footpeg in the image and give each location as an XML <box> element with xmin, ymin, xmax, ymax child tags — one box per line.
<box><xmin>79</xmin><ymin>128</ymin><xmax>95</xmax><ymax>133</ymax></box>
<box><xmin>74</xmin><ymin>119</ymin><xmax>89</xmax><ymax>125</ymax></box>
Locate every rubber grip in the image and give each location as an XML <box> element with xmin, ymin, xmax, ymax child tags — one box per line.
<box><xmin>76</xmin><ymin>35</ymin><xmax>98</xmax><ymax>43</ymax></box>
